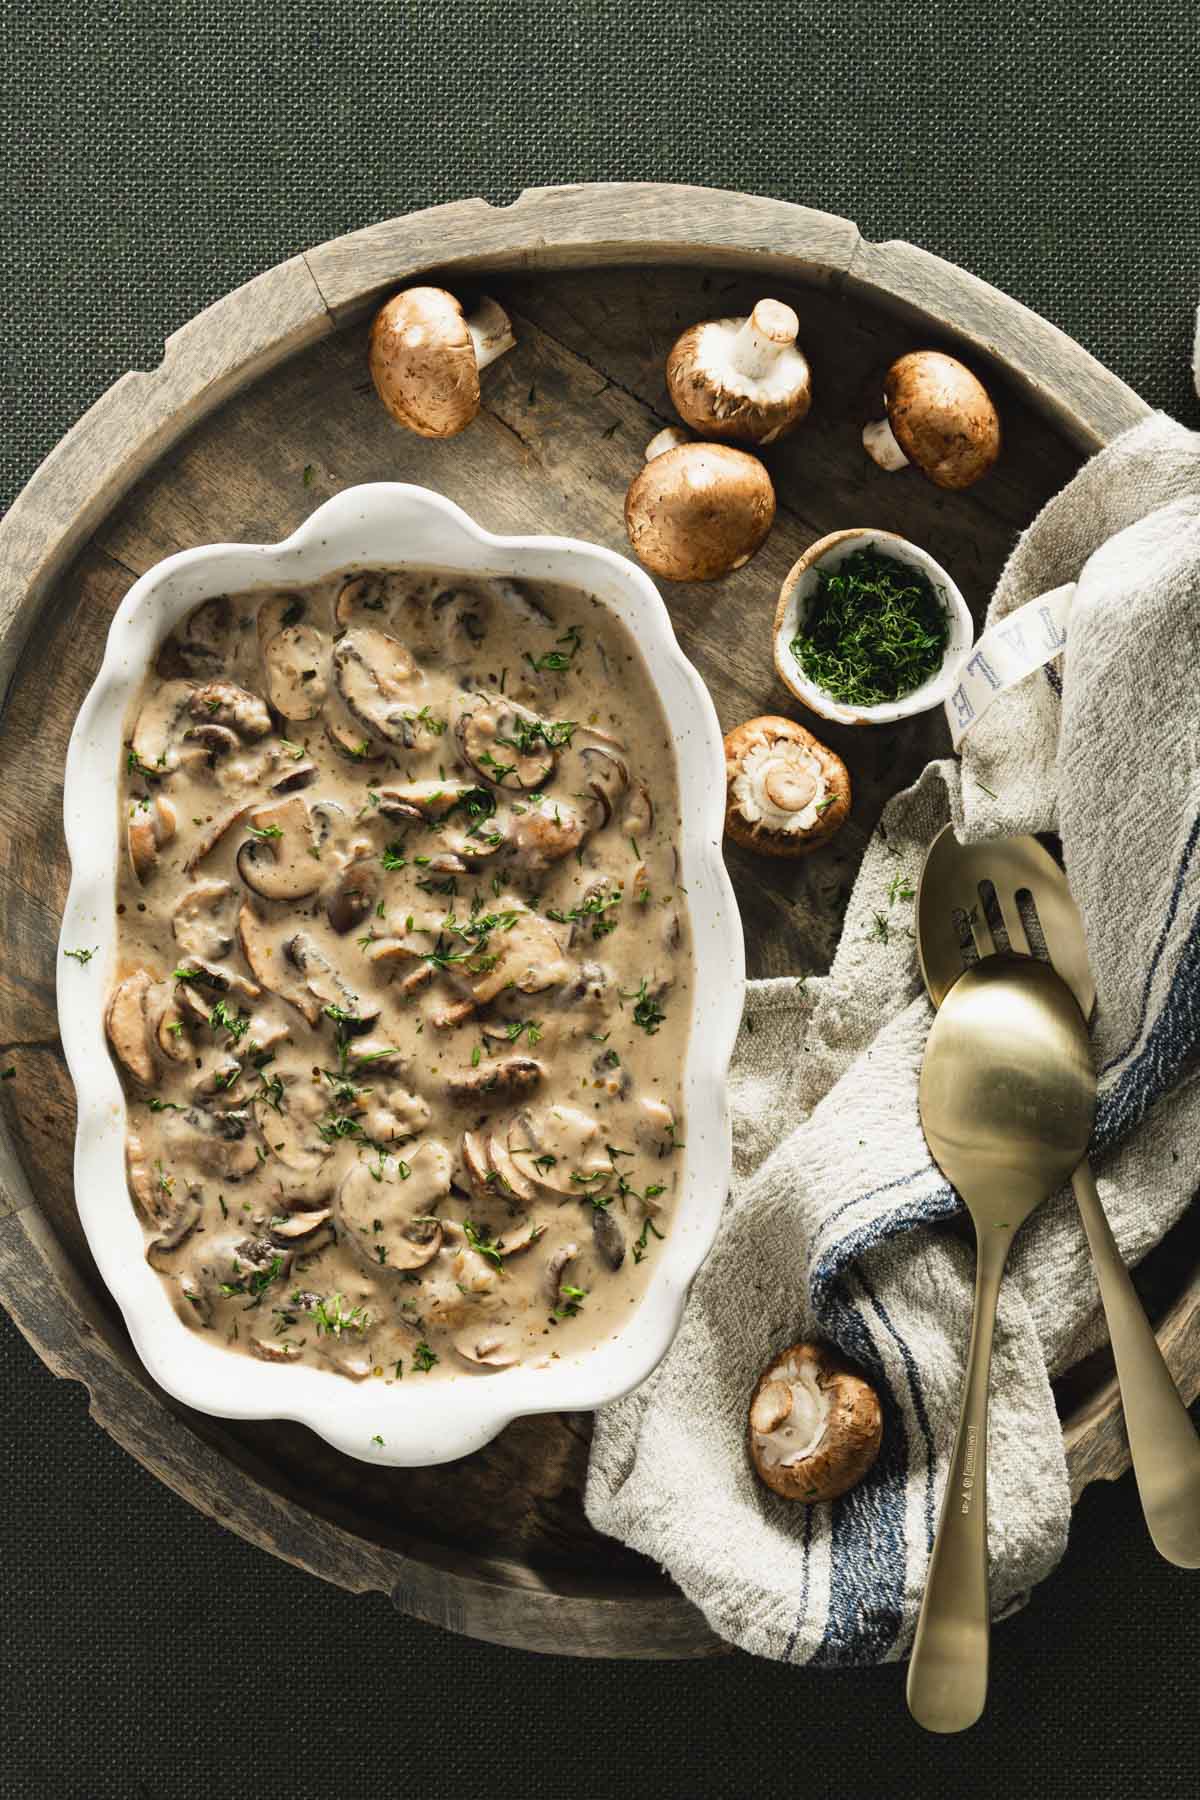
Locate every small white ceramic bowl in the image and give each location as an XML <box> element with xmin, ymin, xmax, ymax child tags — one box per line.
<box><xmin>772</xmin><ymin>528</ymin><xmax>973</xmax><ymax>727</ymax></box>
<box><xmin>59</xmin><ymin>483</ymin><xmax>744</xmax><ymax>1468</ymax></box>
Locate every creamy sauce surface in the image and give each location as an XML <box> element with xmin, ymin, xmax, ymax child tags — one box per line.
<box><xmin>108</xmin><ymin>568</ymin><xmax>690</xmax><ymax>1381</ymax></box>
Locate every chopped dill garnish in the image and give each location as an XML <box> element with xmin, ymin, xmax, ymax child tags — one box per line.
<box><xmin>631</xmin><ymin>1214</ymin><xmax>665</xmax><ymax>1265</ymax></box>
<box><xmin>496</xmin><ymin>715</ymin><xmax>576</xmax><ymax>755</ymax></box>
<box><xmin>789</xmin><ymin>548</ymin><xmax>948</xmax><ymax>706</ymax></box>
<box><xmin>463</xmin><ymin>1219</ymin><xmax>505</xmax><ymax>1272</ymax></box>
<box><xmin>210</xmin><ymin>999</ymin><xmax>249</xmax><ymax>1045</ymax></box>
<box><xmin>547</xmin><ymin>889</ymin><xmax>622</xmax><ymax>938</ymax></box>
<box><xmin>620</xmin><ymin>978</ymin><xmax>666</xmax><ymax>1035</ymax></box>
<box><xmin>525</xmin><ymin>624</ymin><xmax>582</xmax><ymax>673</ymax></box>
<box><xmin>504</xmin><ymin>1018</ymin><xmax>543</xmax><ymax>1046</ymax></box>
<box><xmin>553</xmin><ymin>1283</ymin><xmax>588</xmax><ymax>1320</ymax></box>
<box><xmin>303</xmin><ymin>1293</ymin><xmax>369</xmax><ymax>1337</ymax></box>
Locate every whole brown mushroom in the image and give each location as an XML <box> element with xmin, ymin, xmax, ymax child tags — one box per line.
<box><xmin>368</xmin><ymin>286</ymin><xmax>516</xmax><ymax>438</ymax></box>
<box><xmin>862</xmin><ymin>351</ymin><xmax>1000</xmax><ymax>490</ymax></box>
<box><xmin>748</xmin><ymin>1341</ymin><xmax>883</xmax><ymax>1502</ymax></box>
<box><xmin>624</xmin><ymin>429</ymin><xmax>776</xmax><ymax>581</ymax></box>
<box><xmin>724</xmin><ymin>716</ymin><xmax>850</xmax><ymax>857</ymax></box>
<box><xmin>667</xmin><ymin>298</ymin><xmax>812</xmax><ymax>445</ymax></box>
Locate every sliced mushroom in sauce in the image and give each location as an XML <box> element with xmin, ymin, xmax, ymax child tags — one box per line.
<box><xmin>107</xmin><ymin>565</ymin><xmax>691</xmax><ymax>1379</ymax></box>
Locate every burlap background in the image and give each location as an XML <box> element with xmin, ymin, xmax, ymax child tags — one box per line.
<box><xmin>3</xmin><ymin>3</ymin><xmax>1198</xmax><ymax>1794</ymax></box>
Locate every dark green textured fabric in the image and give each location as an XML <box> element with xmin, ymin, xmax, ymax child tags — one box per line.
<box><xmin>2</xmin><ymin>2</ymin><xmax>1199</xmax><ymax>1795</ymax></box>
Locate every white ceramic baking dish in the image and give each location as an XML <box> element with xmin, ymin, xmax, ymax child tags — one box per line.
<box><xmin>58</xmin><ymin>483</ymin><xmax>745</xmax><ymax>1466</ymax></box>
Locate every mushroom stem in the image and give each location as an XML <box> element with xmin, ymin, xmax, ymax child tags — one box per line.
<box><xmin>862</xmin><ymin>413</ymin><xmax>910</xmax><ymax>472</ymax></box>
<box><xmin>466</xmin><ymin>296</ymin><xmax>516</xmax><ymax>371</ymax></box>
<box><xmin>644</xmin><ymin>426</ymin><xmax>691</xmax><ymax>461</ymax></box>
<box><xmin>730</xmin><ymin>300</ymin><xmax>800</xmax><ymax>379</ymax></box>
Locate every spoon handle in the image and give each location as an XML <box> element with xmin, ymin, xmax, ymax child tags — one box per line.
<box><xmin>1071</xmin><ymin>1162</ymin><xmax>1200</xmax><ymax>1567</ymax></box>
<box><xmin>907</xmin><ymin>1228</ymin><xmax>1010</xmax><ymax>1734</ymax></box>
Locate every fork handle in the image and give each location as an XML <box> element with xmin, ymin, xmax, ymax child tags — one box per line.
<box><xmin>907</xmin><ymin>1228</ymin><xmax>1009</xmax><ymax>1734</ymax></box>
<box><xmin>1071</xmin><ymin>1161</ymin><xmax>1200</xmax><ymax>1567</ymax></box>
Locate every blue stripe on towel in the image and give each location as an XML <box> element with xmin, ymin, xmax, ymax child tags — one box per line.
<box><xmin>797</xmin><ymin>1185</ymin><xmax>958</xmax><ymax>1667</ymax></box>
<box><xmin>814</xmin><ymin>1164</ymin><xmax>947</xmax><ymax>1248</ymax></box>
<box><xmin>807</xmin><ymin>1292</ymin><xmax>908</xmax><ymax>1667</ymax></box>
<box><xmin>1099</xmin><ymin>811</ymin><xmax>1200</xmax><ymax>1076</ymax></box>
<box><xmin>859</xmin><ymin>1272</ymin><xmax>939</xmax><ymax>1552</ymax></box>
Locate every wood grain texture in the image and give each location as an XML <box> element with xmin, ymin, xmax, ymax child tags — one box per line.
<box><xmin>304</xmin><ymin>183</ymin><xmax>860</xmax><ymax>319</ymax></box>
<box><xmin>0</xmin><ymin>187</ymin><xmax>1187</xmax><ymax>1659</ymax></box>
<box><xmin>843</xmin><ymin>239</ymin><xmax>1149</xmax><ymax>451</ymax></box>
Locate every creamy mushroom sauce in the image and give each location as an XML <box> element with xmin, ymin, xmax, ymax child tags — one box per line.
<box><xmin>108</xmin><ymin>569</ymin><xmax>690</xmax><ymax>1381</ymax></box>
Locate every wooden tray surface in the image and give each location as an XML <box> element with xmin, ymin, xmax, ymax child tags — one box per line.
<box><xmin>1</xmin><ymin>184</ymin><xmax>1195</xmax><ymax>1659</ymax></box>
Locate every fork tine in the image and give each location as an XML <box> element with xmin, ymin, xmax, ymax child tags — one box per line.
<box><xmin>968</xmin><ymin>901</ymin><xmax>995</xmax><ymax>961</ymax></box>
<box><xmin>996</xmin><ymin>887</ymin><xmax>1032</xmax><ymax>956</ymax></box>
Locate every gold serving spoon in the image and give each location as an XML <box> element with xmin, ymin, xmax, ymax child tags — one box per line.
<box><xmin>908</xmin><ymin>953</ymin><xmax>1095</xmax><ymax>1733</ymax></box>
<box><xmin>918</xmin><ymin>826</ymin><xmax>1200</xmax><ymax>1571</ymax></box>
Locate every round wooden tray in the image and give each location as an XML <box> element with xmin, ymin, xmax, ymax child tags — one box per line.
<box><xmin>2</xmin><ymin>184</ymin><xmax>1196</xmax><ymax>1659</ymax></box>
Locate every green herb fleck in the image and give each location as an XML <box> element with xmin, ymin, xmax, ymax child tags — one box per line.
<box><xmin>525</xmin><ymin>624</ymin><xmax>582</xmax><ymax>673</ymax></box>
<box><xmin>496</xmin><ymin>715</ymin><xmax>576</xmax><ymax>756</ymax></box>
<box><xmin>463</xmin><ymin>1219</ymin><xmax>505</xmax><ymax>1272</ymax></box>
<box><xmin>64</xmin><ymin>947</ymin><xmax>97</xmax><ymax>966</ymax></box>
<box><xmin>477</xmin><ymin>749</ymin><xmax>517</xmax><ymax>783</ymax></box>
<box><xmin>220</xmin><ymin>1252</ymin><xmax>284</xmax><ymax>1303</ymax></box>
<box><xmin>620</xmin><ymin>978</ymin><xmax>666</xmax><ymax>1035</ymax></box>
<box><xmin>631</xmin><ymin>1214</ymin><xmax>666</xmax><ymax>1265</ymax></box>
<box><xmin>553</xmin><ymin>1283</ymin><xmax>588</xmax><ymax>1319</ymax></box>
<box><xmin>505</xmin><ymin>1018</ymin><xmax>543</xmax><ymax>1047</ymax></box>
<box><xmin>125</xmin><ymin>748</ymin><xmax>163</xmax><ymax>780</ymax></box>
<box><xmin>209</xmin><ymin>999</ymin><xmax>249</xmax><ymax>1045</ymax></box>
<box><xmin>303</xmin><ymin>1293</ymin><xmax>369</xmax><ymax>1337</ymax></box>
<box><xmin>547</xmin><ymin>888</ymin><xmax>622</xmax><ymax>938</ymax></box>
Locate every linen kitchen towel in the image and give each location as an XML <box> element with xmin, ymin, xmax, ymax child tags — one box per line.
<box><xmin>586</xmin><ymin>410</ymin><xmax>1200</xmax><ymax>1663</ymax></box>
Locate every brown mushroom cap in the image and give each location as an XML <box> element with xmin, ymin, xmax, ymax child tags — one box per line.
<box><xmin>368</xmin><ymin>286</ymin><xmax>514</xmax><ymax>438</ymax></box>
<box><xmin>625</xmin><ymin>442</ymin><xmax>775</xmax><ymax>581</ymax></box>
<box><xmin>667</xmin><ymin>299</ymin><xmax>812</xmax><ymax>446</ymax></box>
<box><xmin>723</xmin><ymin>716</ymin><xmax>850</xmax><ymax>857</ymax></box>
<box><xmin>748</xmin><ymin>1341</ymin><xmax>882</xmax><ymax>1502</ymax></box>
<box><xmin>882</xmin><ymin>352</ymin><xmax>1000</xmax><ymax>490</ymax></box>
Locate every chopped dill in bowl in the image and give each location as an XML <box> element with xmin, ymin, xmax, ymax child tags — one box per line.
<box><xmin>789</xmin><ymin>546</ymin><xmax>949</xmax><ymax>706</ymax></box>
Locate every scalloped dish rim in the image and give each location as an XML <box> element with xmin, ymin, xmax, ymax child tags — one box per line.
<box><xmin>57</xmin><ymin>482</ymin><xmax>745</xmax><ymax>1467</ymax></box>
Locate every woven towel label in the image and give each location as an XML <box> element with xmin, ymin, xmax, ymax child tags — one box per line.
<box><xmin>944</xmin><ymin>581</ymin><xmax>1075</xmax><ymax>748</ymax></box>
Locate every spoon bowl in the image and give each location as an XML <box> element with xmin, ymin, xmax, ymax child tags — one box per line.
<box><xmin>908</xmin><ymin>952</ymin><xmax>1095</xmax><ymax>1734</ymax></box>
<box><xmin>919</xmin><ymin>953</ymin><xmax>1096</xmax><ymax>1225</ymax></box>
